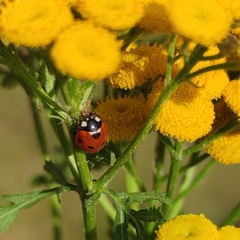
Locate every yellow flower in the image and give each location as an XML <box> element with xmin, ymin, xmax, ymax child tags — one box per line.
<box><xmin>155</xmin><ymin>214</ymin><xmax>219</xmax><ymax>240</ymax></box>
<box><xmin>95</xmin><ymin>95</ymin><xmax>148</xmax><ymax>142</ymax></box>
<box><xmin>138</xmin><ymin>0</ymin><xmax>172</xmax><ymax>33</ymax></box>
<box><xmin>190</xmin><ymin>61</ymin><xmax>229</xmax><ymax>100</ymax></box>
<box><xmin>219</xmin><ymin>225</ymin><xmax>240</xmax><ymax>240</ymax></box>
<box><xmin>205</xmin><ymin>130</ymin><xmax>240</xmax><ymax>164</ymax></box>
<box><xmin>165</xmin><ymin>0</ymin><xmax>233</xmax><ymax>46</ymax></box>
<box><xmin>50</xmin><ymin>22</ymin><xmax>121</xmax><ymax>81</ymax></box>
<box><xmin>74</xmin><ymin>0</ymin><xmax>144</xmax><ymax>30</ymax></box>
<box><xmin>0</xmin><ymin>0</ymin><xmax>73</xmax><ymax>47</ymax></box>
<box><xmin>107</xmin><ymin>44</ymin><xmax>168</xmax><ymax>89</ymax></box>
<box><xmin>222</xmin><ymin>80</ymin><xmax>240</xmax><ymax>117</ymax></box>
<box><xmin>149</xmin><ymin>81</ymin><xmax>215</xmax><ymax>142</ymax></box>
<box><xmin>230</xmin><ymin>0</ymin><xmax>240</xmax><ymax>20</ymax></box>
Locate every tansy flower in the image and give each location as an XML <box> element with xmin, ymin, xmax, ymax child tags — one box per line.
<box><xmin>206</xmin><ymin>129</ymin><xmax>240</xmax><ymax>164</ymax></box>
<box><xmin>95</xmin><ymin>95</ymin><xmax>148</xmax><ymax>142</ymax></box>
<box><xmin>190</xmin><ymin>61</ymin><xmax>229</xmax><ymax>100</ymax></box>
<box><xmin>107</xmin><ymin>44</ymin><xmax>168</xmax><ymax>90</ymax></box>
<box><xmin>74</xmin><ymin>0</ymin><xmax>144</xmax><ymax>30</ymax></box>
<box><xmin>165</xmin><ymin>0</ymin><xmax>233</xmax><ymax>46</ymax></box>
<box><xmin>219</xmin><ymin>225</ymin><xmax>240</xmax><ymax>240</ymax></box>
<box><xmin>0</xmin><ymin>0</ymin><xmax>73</xmax><ymax>47</ymax></box>
<box><xmin>155</xmin><ymin>214</ymin><xmax>219</xmax><ymax>240</ymax></box>
<box><xmin>50</xmin><ymin>22</ymin><xmax>121</xmax><ymax>81</ymax></box>
<box><xmin>230</xmin><ymin>0</ymin><xmax>240</xmax><ymax>20</ymax></box>
<box><xmin>137</xmin><ymin>0</ymin><xmax>172</xmax><ymax>33</ymax></box>
<box><xmin>148</xmin><ymin>81</ymin><xmax>215</xmax><ymax>142</ymax></box>
<box><xmin>222</xmin><ymin>80</ymin><xmax>240</xmax><ymax>117</ymax></box>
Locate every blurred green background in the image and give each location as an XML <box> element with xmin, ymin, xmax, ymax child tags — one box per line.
<box><xmin>1</xmin><ymin>86</ymin><xmax>240</xmax><ymax>239</ymax></box>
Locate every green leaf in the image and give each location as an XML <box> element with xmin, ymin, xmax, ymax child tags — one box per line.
<box><xmin>114</xmin><ymin>201</ymin><xmax>128</xmax><ymax>240</ymax></box>
<box><xmin>128</xmin><ymin>215</ymin><xmax>149</xmax><ymax>240</ymax></box>
<box><xmin>0</xmin><ymin>207</ymin><xmax>18</xmax><ymax>234</ymax></box>
<box><xmin>130</xmin><ymin>207</ymin><xmax>165</xmax><ymax>223</ymax></box>
<box><xmin>0</xmin><ymin>186</ymin><xmax>70</xmax><ymax>234</ymax></box>
<box><xmin>118</xmin><ymin>192</ymin><xmax>171</xmax><ymax>205</ymax></box>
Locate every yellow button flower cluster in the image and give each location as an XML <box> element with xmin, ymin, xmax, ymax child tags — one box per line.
<box><xmin>155</xmin><ymin>214</ymin><xmax>240</xmax><ymax>240</ymax></box>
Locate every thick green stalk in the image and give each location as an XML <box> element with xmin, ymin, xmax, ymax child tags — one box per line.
<box><xmin>82</xmin><ymin>200</ymin><xmax>98</xmax><ymax>240</ymax></box>
<box><xmin>59</xmin><ymin>76</ymin><xmax>97</xmax><ymax>239</ymax></box>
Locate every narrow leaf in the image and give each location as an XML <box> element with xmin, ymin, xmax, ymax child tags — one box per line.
<box><xmin>130</xmin><ymin>207</ymin><xmax>165</xmax><ymax>223</ymax></box>
<box><xmin>114</xmin><ymin>201</ymin><xmax>128</xmax><ymax>240</ymax></box>
<box><xmin>0</xmin><ymin>186</ymin><xmax>70</xmax><ymax>234</ymax></box>
<box><xmin>118</xmin><ymin>192</ymin><xmax>171</xmax><ymax>205</ymax></box>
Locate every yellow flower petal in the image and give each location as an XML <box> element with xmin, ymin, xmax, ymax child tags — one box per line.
<box><xmin>206</xmin><ymin>130</ymin><xmax>240</xmax><ymax>164</ymax></box>
<box><xmin>149</xmin><ymin>82</ymin><xmax>215</xmax><ymax>142</ymax></box>
<box><xmin>155</xmin><ymin>214</ymin><xmax>219</xmax><ymax>240</ymax></box>
<box><xmin>230</xmin><ymin>0</ymin><xmax>240</xmax><ymax>20</ymax></box>
<box><xmin>50</xmin><ymin>22</ymin><xmax>121</xmax><ymax>80</ymax></box>
<box><xmin>95</xmin><ymin>95</ymin><xmax>148</xmax><ymax>142</ymax></box>
<box><xmin>107</xmin><ymin>44</ymin><xmax>168</xmax><ymax>89</ymax></box>
<box><xmin>74</xmin><ymin>0</ymin><xmax>144</xmax><ymax>30</ymax></box>
<box><xmin>166</xmin><ymin>0</ymin><xmax>233</xmax><ymax>46</ymax></box>
<box><xmin>0</xmin><ymin>0</ymin><xmax>73</xmax><ymax>47</ymax></box>
<box><xmin>219</xmin><ymin>225</ymin><xmax>240</xmax><ymax>240</ymax></box>
<box><xmin>223</xmin><ymin>80</ymin><xmax>240</xmax><ymax>117</ymax></box>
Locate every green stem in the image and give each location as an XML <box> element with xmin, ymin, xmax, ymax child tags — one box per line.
<box><xmin>162</xmin><ymin>141</ymin><xmax>183</xmax><ymax>217</ymax></box>
<box><xmin>0</xmin><ymin>41</ymin><xmax>69</xmax><ymax>122</ymax></box>
<box><xmin>29</xmin><ymin>88</ymin><xmax>63</xmax><ymax>240</ymax></box>
<box><xmin>51</xmin><ymin>195</ymin><xmax>62</xmax><ymax>240</ymax></box>
<box><xmin>53</xmin><ymin>121</ymin><xmax>81</xmax><ymax>190</ymax></box>
<box><xmin>73</xmin><ymin>150</ymin><xmax>93</xmax><ymax>195</ymax></box>
<box><xmin>183</xmin><ymin>121</ymin><xmax>240</xmax><ymax>157</ymax></box>
<box><xmin>125</xmin><ymin>158</ymin><xmax>146</xmax><ymax>192</ymax></box>
<box><xmin>29</xmin><ymin>99</ymin><xmax>51</xmax><ymax>162</ymax></box>
<box><xmin>153</xmin><ymin>134</ymin><xmax>166</xmax><ymax>192</ymax></box>
<box><xmin>220</xmin><ymin>201</ymin><xmax>240</xmax><ymax>226</ymax></box>
<box><xmin>187</xmin><ymin>60</ymin><xmax>239</xmax><ymax>79</ymax></box>
<box><xmin>82</xmin><ymin>200</ymin><xmax>98</xmax><ymax>240</ymax></box>
<box><xmin>96</xmin><ymin>39</ymin><xmax>207</xmax><ymax>191</ymax></box>
<box><xmin>172</xmin><ymin>159</ymin><xmax>216</xmax><ymax>211</ymax></box>
<box><xmin>165</xmin><ymin>34</ymin><xmax>177</xmax><ymax>84</ymax></box>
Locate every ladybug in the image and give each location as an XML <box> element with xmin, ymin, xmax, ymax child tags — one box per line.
<box><xmin>75</xmin><ymin>113</ymin><xmax>108</xmax><ymax>153</ymax></box>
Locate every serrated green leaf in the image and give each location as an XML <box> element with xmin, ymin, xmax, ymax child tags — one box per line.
<box><xmin>130</xmin><ymin>207</ymin><xmax>165</xmax><ymax>223</ymax></box>
<box><xmin>128</xmin><ymin>215</ymin><xmax>149</xmax><ymax>240</ymax></box>
<box><xmin>114</xmin><ymin>201</ymin><xmax>128</xmax><ymax>240</ymax></box>
<box><xmin>0</xmin><ymin>186</ymin><xmax>70</xmax><ymax>234</ymax></box>
<box><xmin>118</xmin><ymin>192</ymin><xmax>171</xmax><ymax>205</ymax></box>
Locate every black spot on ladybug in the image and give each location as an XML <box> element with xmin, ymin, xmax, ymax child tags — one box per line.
<box><xmin>92</xmin><ymin>132</ymin><xmax>100</xmax><ymax>139</ymax></box>
<box><xmin>77</xmin><ymin>137</ymin><xmax>83</xmax><ymax>143</ymax></box>
<box><xmin>88</xmin><ymin>146</ymin><xmax>95</xmax><ymax>150</ymax></box>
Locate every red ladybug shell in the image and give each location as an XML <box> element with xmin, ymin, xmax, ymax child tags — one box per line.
<box><xmin>75</xmin><ymin>113</ymin><xmax>107</xmax><ymax>154</ymax></box>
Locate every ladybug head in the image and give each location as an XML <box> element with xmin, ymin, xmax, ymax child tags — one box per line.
<box><xmin>79</xmin><ymin>113</ymin><xmax>102</xmax><ymax>132</ymax></box>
